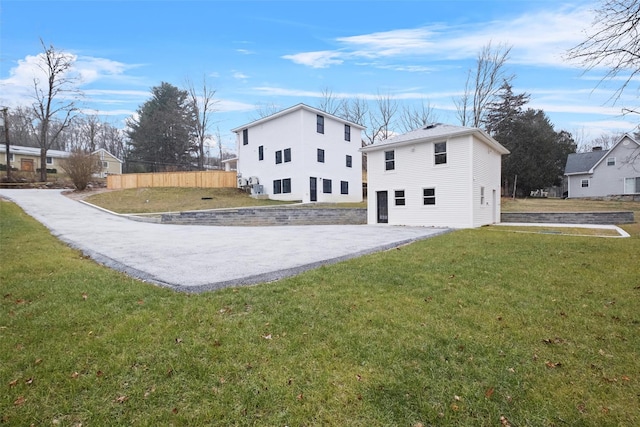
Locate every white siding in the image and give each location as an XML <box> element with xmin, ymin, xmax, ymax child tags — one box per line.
<box><xmin>237</xmin><ymin>106</ymin><xmax>362</xmax><ymax>203</ymax></box>
<box><xmin>366</xmin><ymin>133</ymin><xmax>504</xmax><ymax>228</ymax></box>
<box><xmin>568</xmin><ymin>137</ymin><xmax>640</xmax><ymax>197</ymax></box>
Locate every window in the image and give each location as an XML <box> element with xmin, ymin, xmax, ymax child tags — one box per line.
<box><xmin>341</xmin><ymin>181</ymin><xmax>349</xmax><ymax>195</ymax></box>
<box><xmin>581</xmin><ymin>179</ymin><xmax>589</xmax><ymax>188</ymax></box>
<box><xmin>607</xmin><ymin>157</ymin><xmax>616</xmax><ymax>166</ymax></box>
<box><xmin>242</xmin><ymin>129</ymin><xmax>248</xmax><ymax>145</ymax></box>
<box><xmin>258</xmin><ymin>145</ymin><xmax>264</xmax><ymax>161</ymax></box>
<box><xmin>394</xmin><ymin>190</ymin><xmax>406</xmax><ymax>206</ymax></box>
<box><xmin>385</xmin><ymin>150</ymin><xmax>395</xmax><ymax>171</ymax></box>
<box><xmin>317</xmin><ymin>148</ymin><xmax>325</xmax><ymax>163</ymax></box>
<box><xmin>344</xmin><ymin>124</ymin><xmax>351</xmax><ymax>141</ymax></box>
<box><xmin>273</xmin><ymin>179</ymin><xmax>282</xmax><ymax>194</ymax></box>
<box><xmin>317</xmin><ymin>115</ymin><xmax>324</xmax><ymax>134</ymax></box>
<box><xmin>283</xmin><ymin>178</ymin><xmax>292</xmax><ymax>194</ymax></box>
<box><xmin>323</xmin><ymin>179</ymin><xmax>332</xmax><ymax>193</ymax></box>
<box><xmin>480</xmin><ymin>186</ymin><xmax>485</xmax><ymax>205</ymax></box>
<box><xmin>434</xmin><ymin>142</ymin><xmax>447</xmax><ymax>165</ymax></box>
<box><xmin>46</xmin><ymin>156</ymin><xmax>53</xmax><ymax>165</ymax></box>
<box><xmin>275</xmin><ymin>150</ymin><xmax>282</xmax><ymax>164</ymax></box>
<box><xmin>346</xmin><ymin>155</ymin><xmax>352</xmax><ymax>168</ymax></box>
<box><xmin>284</xmin><ymin>148</ymin><xmax>291</xmax><ymax>162</ymax></box>
<box><xmin>624</xmin><ymin>177</ymin><xmax>640</xmax><ymax>194</ymax></box>
<box><xmin>7</xmin><ymin>153</ymin><xmax>14</xmax><ymax>161</ymax></box>
<box><xmin>423</xmin><ymin>188</ymin><xmax>436</xmax><ymax>205</ymax></box>
<box><xmin>102</xmin><ymin>161</ymin><xmax>109</xmax><ymax>168</ymax></box>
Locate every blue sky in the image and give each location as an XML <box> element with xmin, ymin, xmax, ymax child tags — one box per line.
<box><xmin>1</xmin><ymin>0</ymin><xmax>638</xmax><ymax>152</ymax></box>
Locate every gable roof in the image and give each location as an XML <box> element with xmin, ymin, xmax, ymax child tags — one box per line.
<box><xmin>360</xmin><ymin>123</ymin><xmax>509</xmax><ymax>154</ymax></box>
<box><xmin>93</xmin><ymin>148</ymin><xmax>123</xmax><ymax>163</ymax></box>
<box><xmin>230</xmin><ymin>103</ymin><xmax>365</xmax><ymax>133</ymax></box>
<box><xmin>564</xmin><ymin>133</ymin><xmax>640</xmax><ymax>175</ymax></box>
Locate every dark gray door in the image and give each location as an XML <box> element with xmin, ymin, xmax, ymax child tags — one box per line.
<box><xmin>310</xmin><ymin>177</ymin><xmax>317</xmax><ymax>202</ymax></box>
<box><xmin>377</xmin><ymin>191</ymin><xmax>388</xmax><ymax>223</ymax></box>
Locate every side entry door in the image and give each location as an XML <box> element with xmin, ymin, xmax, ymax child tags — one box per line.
<box><xmin>377</xmin><ymin>191</ymin><xmax>388</xmax><ymax>223</ymax></box>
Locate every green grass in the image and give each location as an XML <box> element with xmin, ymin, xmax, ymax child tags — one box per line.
<box><xmin>1</xmin><ymin>200</ymin><xmax>639</xmax><ymax>426</ymax></box>
<box><xmin>83</xmin><ymin>187</ymin><xmax>295</xmax><ymax>214</ymax></box>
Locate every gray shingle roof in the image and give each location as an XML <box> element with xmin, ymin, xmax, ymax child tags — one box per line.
<box><xmin>564</xmin><ymin>150</ymin><xmax>608</xmax><ymax>175</ymax></box>
<box><xmin>360</xmin><ymin>123</ymin><xmax>509</xmax><ymax>154</ymax></box>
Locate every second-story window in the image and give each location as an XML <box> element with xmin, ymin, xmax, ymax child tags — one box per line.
<box><xmin>385</xmin><ymin>150</ymin><xmax>395</xmax><ymax>171</ymax></box>
<box><xmin>346</xmin><ymin>155</ymin><xmax>352</xmax><ymax>168</ymax></box>
<box><xmin>344</xmin><ymin>124</ymin><xmax>351</xmax><ymax>141</ymax></box>
<box><xmin>284</xmin><ymin>148</ymin><xmax>291</xmax><ymax>162</ymax></box>
<box><xmin>434</xmin><ymin>142</ymin><xmax>447</xmax><ymax>165</ymax></box>
<box><xmin>242</xmin><ymin>129</ymin><xmax>248</xmax><ymax>145</ymax></box>
<box><xmin>258</xmin><ymin>145</ymin><xmax>264</xmax><ymax>161</ymax></box>
<box><xmin>317</xmin><ymin>115</ymin><xmax>324</xmax><ymax>134</ymax></box>
<box><xmin>317</xmin><ymin>148</ymin><xmax>325</xmax><ymax>163</ymax></box>
<box><xmin>275</xmin><ymin>150</ymin><xmax>283</xmax><ymax>164</ymax></box>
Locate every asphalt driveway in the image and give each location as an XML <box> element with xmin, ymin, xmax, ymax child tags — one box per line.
<box><xmin>0</xmin><ymin>189</ymin><xmax>450</xmax><ymax>292</ymax></box>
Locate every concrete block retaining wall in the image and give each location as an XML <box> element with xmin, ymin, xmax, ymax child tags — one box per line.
<box><xmin>161</xmin><ymin>207</ymin><xmax>367</xmax><ymax>226</ymax></box>
<box><xmin>500</xmin><ymin>211</ymin><xmax>634</xmax><ymax>225</ymax></box>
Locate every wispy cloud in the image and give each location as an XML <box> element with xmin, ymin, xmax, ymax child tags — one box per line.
<box><xmin>282</xmin><ymin>4</ymin><xmax>595</xmax><ymax>70</ymax></box>
<box><xmin>232</xmin><ymin>71</ymin><xmax>250</xmax><ymax>80</ymax></box>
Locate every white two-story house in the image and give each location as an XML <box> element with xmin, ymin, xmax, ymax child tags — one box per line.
<box><xmin>361</xmin><ymin>123</ymin><xmax>509</xmax><ymax>228</ymax></box>
<box><xmin>231</xmin><ymin>104</ymin><xmax>364</xmax><ymax>203</ymax></box>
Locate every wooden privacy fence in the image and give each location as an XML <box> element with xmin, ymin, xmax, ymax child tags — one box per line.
<box><xmin>107</xmin><ymin>171</ymin><xmax>237</xmax><ymax>190</ymax></box>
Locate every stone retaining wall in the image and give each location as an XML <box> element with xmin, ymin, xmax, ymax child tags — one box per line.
<box><xmin>161</xmin><ymin>207</ymin><xmax>367</xmax><ymax>226</ymax></box>
<box><xmin>500</xmin><ymin>211</ymin><xmax>634</xmax><ymax>224</ymax></box>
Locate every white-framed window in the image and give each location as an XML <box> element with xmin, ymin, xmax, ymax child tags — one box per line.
<box><xmin>423</xmin><ymin>187</ymin><xmax>436</xmax><ymax>205</ymax></box>
<box><xmin>102</xmin><ymin>161</ymin><xmax>108</xmax><ymax>168</ymax></box>
<box><xmin>385</xmin><ymin>150</ymin><xmax>395</xmax><ymax>171</ymax></box>
<box><xmin>46</xmin><ymin>156</ymin><xmax>53</xmax><ymax>165</ymax></box>
<box><xmin>242</xmin><ymin>129</ymin><xmax>248</xmax><ymax>145</ymax></box>
<box><xmin>317</xmin><ymin>115</ymin><xmax>324</xmax><ymax>134</ymax></box>
<box><xmin>323</xmin><ymin>179</ymin><xmax>332</xmax><ymax>193</ymax></box>
<box><xmin>317</xmin><ymin>148</ymin><xmax>325</xmax><ymax>163</ymax></box>
<box><xmin>581</xmin><ymin>179</ymin><xmax>589</xmax><ymax>188</ymax></box>
<box><xmin>434</xmin><ymin>142</ymin><xmax>447</xmax><ymax>165</ymax></box>
<box><xmin>284</xmin><ymin>148</ymin><xmax>291</xmax><ymax>162</ymax></box>
<box><xmin>258</xmin><ymin>145</ymin><xmax>264</xmax><ymax>161</ymax></box>
<box><xmin>607</xmin><ymin>157</ymin><xmax>616</xmax><ymax>166</ymax></box>
<box><xmin>394</xmin><ymin>190</ymin><xmax>406</xmax><ymax>206</ymax></box>
<box><xmin>282</xmin><ymin>178</ymin><xmax>291</xmax><ymax>193</ymax></box>
<box><xmin>273</xmin><ymin>179</ymin><xmax>282</xmax><ymax>194</ymax></box>
<box><xmin>275</xmin><ymin>150</ymin><xmax>282</xmax><ymax>164</ymax></box>
<box><xmin>624</xmin><ymin>177</ymin><xmax>640</xmax><ymax>194</ymax></box>
<box><xmin>480</xmin><ymin>186</ymin><xmax>485</xmax><ymax>205</ymax></box>
<box><xmin>346</xmin><ymin>155</ymin><xmax>352</xmax><ymax>168</ymax></box>
<box><xmin>344</xmin><ymin>124</ymin><xmax>351</xmax><ymax>141</ymax></box>
<box><xmin>340</xmin><ymin>181</ymin><xmax>349</xmax><ymax>195</ymax></box>
<box><xmin>7</xmin><ymin>153</ymin><xmax>14</xmax><ymax>162</ymax></box>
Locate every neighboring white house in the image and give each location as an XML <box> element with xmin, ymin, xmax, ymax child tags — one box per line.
<box><xmin>361</xmin><ymin>123</ymin><xmax>509</xmax><ymax>228</ymax></box>
<box><xmin>231</xmin><ymin>103</ymin><xmax>364</xmax><ymax>203</ymax></box>
<box><xmin>564</xmin><ymin>134</ymin><xmax>640</xmax><ymax>198</ymax></box>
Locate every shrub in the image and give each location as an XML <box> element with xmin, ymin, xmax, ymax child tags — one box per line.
<box><xmin>59</xmin><ymin>151</ymin><xmax>101</xmax><ymax>191</ymax></box>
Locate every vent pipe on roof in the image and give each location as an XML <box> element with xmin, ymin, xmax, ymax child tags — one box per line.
<box><xmin>592</xmin><ymin>146</ymin><xmax>603</xmax><ymax>151</ymax></box>
<box><xmin>423</xmin><ymin>123</ymin><xmax>440</xmax><ymax>130</ymax></box>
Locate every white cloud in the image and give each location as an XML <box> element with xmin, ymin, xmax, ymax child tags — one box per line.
<box><xmin>282</xmin><ymin>4</ymin><xmax>595</xmax><ymax>70</ymax></box>
<box><xmin>233</xmin><ymin>71</ymin><xmax>249</xmax><ymax>80</ymax></box>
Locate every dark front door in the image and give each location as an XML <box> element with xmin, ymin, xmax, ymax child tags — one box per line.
<box><xmin>310</xmin><ymin>177</ymin><xmax>317</xmax><ymax>202</ymax></box>
<box><xmin>377</xmin><ymin>191</ymin><xmax>388</xmax><ymax>223</ymax></box>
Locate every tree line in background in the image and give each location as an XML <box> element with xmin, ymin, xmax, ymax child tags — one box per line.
<box><xmin>2</xmin><ymin>0</ymin><xmax>638</xmax><ymax>193</ymax></box>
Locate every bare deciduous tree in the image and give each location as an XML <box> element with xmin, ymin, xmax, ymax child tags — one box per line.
<box><xmin>186</xmin><ymin>76</ymin><xmax>219</xmax><ymax>170</ymax></box>
<box><xmin>32</xmin><ymin>39</ymin><xmax>81</xmax><ymax>181</ymax></box>
<box><xmin>566</xmin><ymin>0</ymin><xmax>640</xmax><ymax>110</ymax></box>
<box><xmin>455</xmin><ymin>42</ymin><xmax>513</xmax><ymax>129</ymax></box>
<box><xmin>317</xmin><ymin>87</ymin><xmax>342</xmax><ymax>116</ymax></box>
<box><xmin>252</xmin><ymin>102</ymin><xmax>281</xmax><ymax>120</ymax></box>
<box><xmin>398</xmin><ymin>99</ymin><xmax>438</xmax><ymax>132</ymax></box>
<box><xmin>365</xmin><ymin>92</ymin><xmax>398</xmax><ymax>145</ymax></box>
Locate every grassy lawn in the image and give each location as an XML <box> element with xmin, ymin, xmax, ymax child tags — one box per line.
<box><xmin>2</xmin><ymin>199</ymin><xmax>639</xmax><ymax>426</ymax></box>
<box><xmin>83</xmin><ymin>187</ymin><xmax>295</xmax><ymax>214</ymax></box>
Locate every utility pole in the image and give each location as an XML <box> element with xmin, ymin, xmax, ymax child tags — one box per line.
<box><xmin>1</xmin><ymin>107</ymin><xmax>10</xmax><ymax>181</ymax></box>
